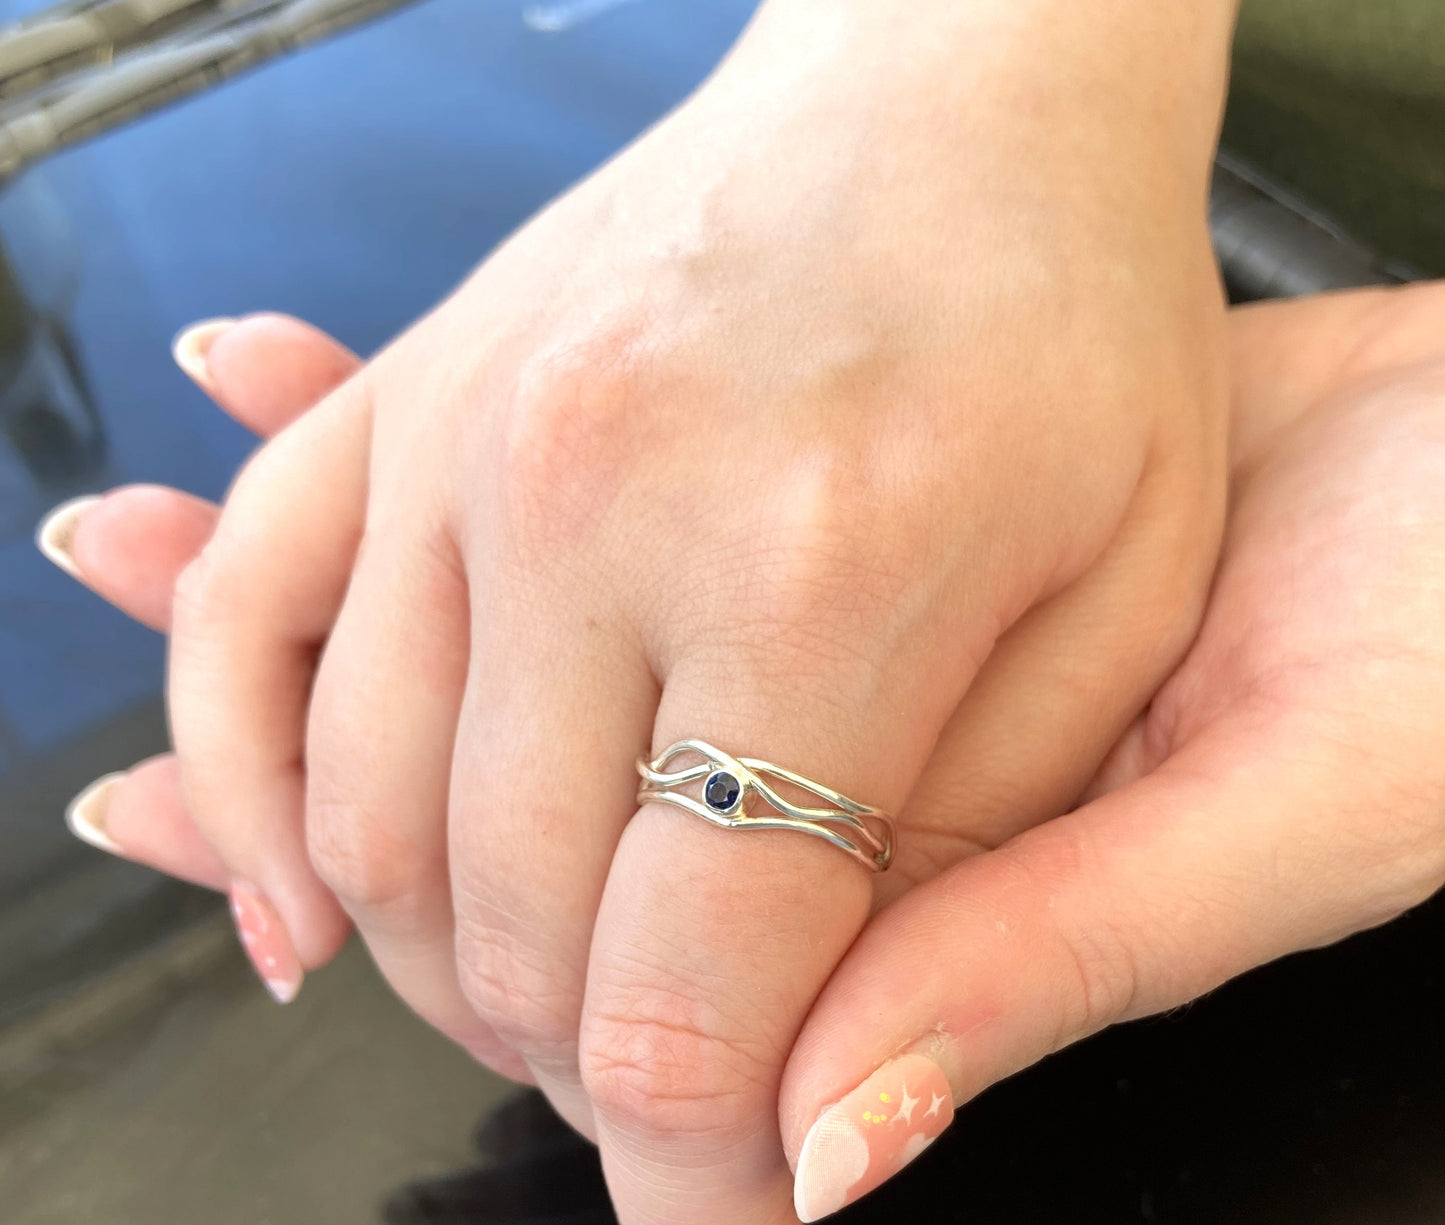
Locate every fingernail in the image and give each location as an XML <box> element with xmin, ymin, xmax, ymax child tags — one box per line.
<box><xmin>36</xmin><ymin>494</ymin><xmax>102</xmax><ymax>581</ymax></box>
<box><xmin>793</xmin><ymin>1053</ymin><xmax>954</xmax><ymax>1222</ymax></box>
<box><xmin>172</xmin><ymin>317</ymin><xmax>236</xmax><ymax>391</ymax></box>
<box><xmin>64</xmin><ymin>773</ymin><xmax>127</xmax><ymax>856</ymax></box>
<box><xmin>229</xmin><ymin>882</ymin><xmax>303</xmax><ymax>1004</ymax></box>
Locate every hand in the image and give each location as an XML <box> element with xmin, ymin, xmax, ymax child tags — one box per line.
<box><xmin>46</xmin><ymin>318</ymin><xmax>356</xmax><ymax>901</ymax></box>
<box><xmin>46</xmin><ymin>2</ymin><xmax>1235</xmax><ymax>1219</ymax></box>
<box><xmin>771</xmin><ymin>282</ymin><xmax>1445</xmax><ymax>1217</ymax></box>
<box><xmin>59</xmin><ymin>284</ymin><xmax>1445</xmax><ymax>1217</ymax></box>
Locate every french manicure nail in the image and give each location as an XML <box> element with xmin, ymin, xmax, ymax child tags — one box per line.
<box><xmin>65</xmin><ymin>773</ymin><xmax>127</xmax><ymax>856</ymax></box>
<box><xmin>229</xmin><ymin>882</ymin><xmax>304</xmax><ymax>1005</ymax></box>
<box><xmin>36</xmin><ymin>494</ymin><xmax>102</xmax><ymax>581</ymax></box>
<box><xmin>793</xmin><ymin>1053</ymin><xmax>954</xmax><ymax>1222</ymax></box>
<box><xmin>171</xmin><ymin>317</ymin><xmax>236</xmax><ymax>391</ymax></box>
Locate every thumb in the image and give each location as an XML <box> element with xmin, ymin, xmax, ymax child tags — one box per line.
<box><xmin>779</xmin><ymin>706</ymin><xmax>1444</xmax><ymax>1222</ymax></box>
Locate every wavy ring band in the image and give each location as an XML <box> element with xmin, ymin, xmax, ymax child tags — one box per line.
<box><xmin>635</xmin><ymin>739</ymin><xmax>895</xmax><ymax>873</ymax></box>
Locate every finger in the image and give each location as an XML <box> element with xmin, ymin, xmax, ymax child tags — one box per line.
<box><xmin>65</xmin><ymin>755</ymin><xmax>230</xmax><ymax>890</ymax></box>
<box><xmin>174</xmin><ymin>313</ymin><xmax>360</xmax><ymax>436</ymax></box>
<box><xmin>39</xmin><ymin>487</ymin><xmax>218</xmax><ymax>632</ymax></box>
<box><xmin>1087</xmin><ymin>283</ymin><xmax>1445</xmax><ymax>804</ymax></box>
<box><xmin>445</xmin><ymin>577</ymin><xmax>658</xmax><ymax>1132</ymax></box>
<box><xmin>49</xmin><ymin>316</ymin><xmax>367</xmax><ymax>909</ymax></box>
<box><xmin>887</xmin><ymin>442</ymin><xmax>1221</xmax><ymax>901</ymax></box>
<box><xmin>782</xmin><ymin>683</ymin><xmax>1445</xmax><ymax>1219</ymax></box>
<box><xmin>169</xmin><ymin>375</ymin><xmax>371</xmax><ymax>986</ymax></box>
<box><xmin>579</xmin><ymin>634</ymin><xmax>956</xmax><ymax>1225</ymax></box>
<box><xmin>303</xmin><ymin>505</ymin><xmax>527</xmax><ymax>1073</ymax></box>
<box><xmin>783</xmin><ymin>335</ymin><xmax>1445</xmax><ymax>1217</ymax></box>
<box><xmin>39</xmin><ymin>314</ymin><xmax>363</xmax><ymax>629</ymax></box>
<box><xmin>900</xmin><ymin>285</ymin><xmax>1445</xmax><ymax>897</ymax></box>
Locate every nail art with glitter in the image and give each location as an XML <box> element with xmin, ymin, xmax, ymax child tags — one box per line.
<box><xmin>793</xmin><ymin>1053</ymin><xmax>954</xmax><ymax>1222</ymax></box>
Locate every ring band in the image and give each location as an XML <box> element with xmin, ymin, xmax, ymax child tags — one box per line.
<box><xmin>635</xmin><ymin>739</ymin><xmax>895</xmax><ymax>872</ymax></box>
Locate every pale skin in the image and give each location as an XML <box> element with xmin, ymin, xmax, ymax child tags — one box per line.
<box><xmin>61</xmin><ymin>284</ymin><xmax>1445</xmax><ymax>1215</ymax></box>
<box><xmin>45</xmin><ymin>0</ymin><xmax>1445</xmax><ymax>1220</ymax></box>
<box><xmin>82</xmin><ymin>3</ymin><xmax>1234</xmax><ymax>1209</ymax></box>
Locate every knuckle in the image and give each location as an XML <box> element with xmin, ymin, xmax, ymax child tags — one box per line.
<box><xmin>170</xmin><ymin>540</ymin><xmax>235</xmax><ymax>637</ymax></box>
<box><xmin>578</xmin><ymin>988</ymin><xmax>770</xmax><ymax>1143</ymax></box>
<box><xmin>495</xmin><ymin>328</ymin><xmax>654</xmax><ymax>552</ymax></box>
<box><xmin>706</xmin><ymin>474</ymin><xmax>924</xmax><ymax>678</ymax></box>
<box><xmin>762</xmin><ymin>468</ymin><xmax>919</xmax><ymax>623</ymax></box>
<box><xmin>996</xmin><ymin>831</ymin><xmax>1142</xmax><ymax>1047</ymax></box>
<box><xmin>305</xmin><ymin>791</ymin><xmax>428</xmax><ymax>914</ymax></box>
<box><xmin>1050</xmin><ymin>909</ymin><xmax>1142</xmax><ymax>1046</ymax></box>
<box><xmin>452</xmin><ymin>907</ymin><xmax>579</xmax><ymax>1055</ymax></box>
<box><xmin>170</xmin><ymin>447</ymin><xmax>287</xmax><ymax>634</ymax></box>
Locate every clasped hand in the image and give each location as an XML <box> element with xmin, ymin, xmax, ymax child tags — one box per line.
<box><xmin>42</xmin><ymin>8</ymin><xmax>1445</xmax><ymax>1221</ymax></box>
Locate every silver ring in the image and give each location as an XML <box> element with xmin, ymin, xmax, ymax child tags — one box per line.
<box><xmin>635</xmin><ymin>739</ymin><xmax>895</xmax><ymax>872</ymax></box>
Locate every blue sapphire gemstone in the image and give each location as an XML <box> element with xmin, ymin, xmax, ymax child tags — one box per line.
<box><xmin>704</xmin><ymin>770</ymin><xmax>741</xmax><ymax>812</ymax></box>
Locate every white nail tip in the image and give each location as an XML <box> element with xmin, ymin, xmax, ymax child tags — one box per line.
<box><xmin>171</xmin><ymin>317</ymin><xmax>235</xmax><ymax>388</ymax></box>
<box><xmin>36</xmin><ymin>495</ymin><xmax>103</xmax><ymax>580</ymax></box>
<box><xmin>794</xmin><ymin>1119</ymin><xmax>865</xmax><ymax>1222</ymax></box>
<box><xmin>793</xmin><ymin>1112</ymin><xmax>831</xmax><ymax>1222</ymax></box>
<box><xmin>65</xmin><ymin>773</ymin><xmax>126</xmax><ymax>856</ymax></box>
<box><xmin>264</xmin><ymin>977</ymin><xmax>300</xmax><ymax>1005</ymax></box>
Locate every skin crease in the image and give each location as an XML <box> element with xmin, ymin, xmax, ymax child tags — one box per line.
<box><xmin>61</xmin><ymin>2</ymin><xmax>1253</xmax><ymax>1221</ymax></box>
<box><xmin>60</xmin><ymin>283</ymin><xmax>1445</xmax><ymax>1216</ymax></box>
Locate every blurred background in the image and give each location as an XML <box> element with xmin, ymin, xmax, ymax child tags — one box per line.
<box><xmin>0</xmin><ymin>1</ymin><xmax>1441</xmax><ymax>1222</ymax></box>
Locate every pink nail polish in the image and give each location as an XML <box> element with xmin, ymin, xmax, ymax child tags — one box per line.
<box><xmin>229</xmin><ymin>883</ymin><xmax>303</xmax><ymax>1004</ymax></box>
<box><xmin>793</xmin><ymin>1053</ymin><xmax>954</xmax><ymax>1222</ymax></box>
